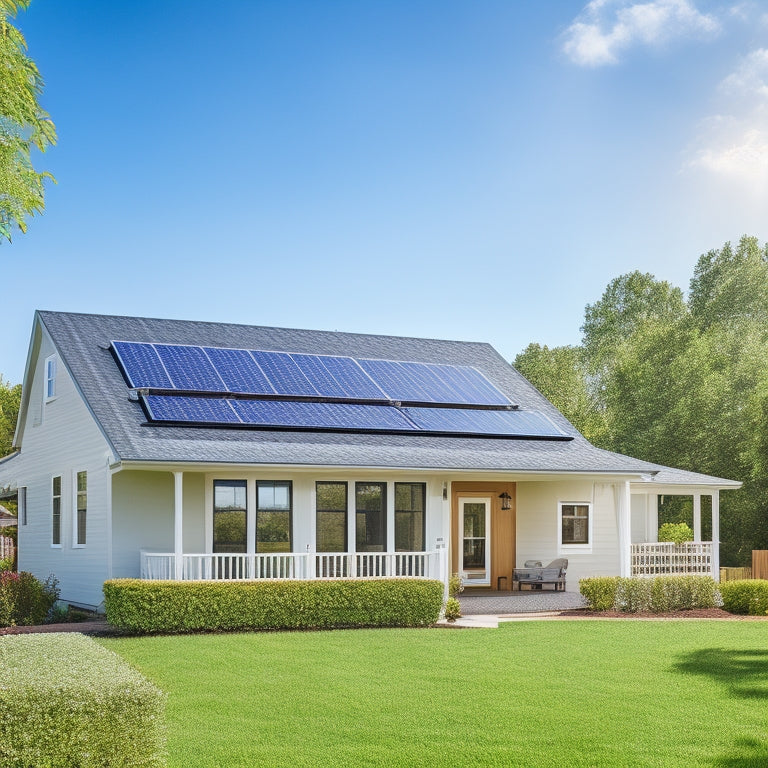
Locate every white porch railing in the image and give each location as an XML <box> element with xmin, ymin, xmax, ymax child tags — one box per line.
<box><xmin>631</xmin><ymin>542</ymin><xmax>713</xmax><ymax>577</ymax></box>
<box><xmin>140</xmin><ymin>550</ymin><xmax>442</xmax><ymax>582</ymax></box>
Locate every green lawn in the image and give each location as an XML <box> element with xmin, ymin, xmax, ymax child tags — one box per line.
<box><xmin>101</xmin><ymin>621</ymin><xmax>768</xmax><ymax>768</ymax></box>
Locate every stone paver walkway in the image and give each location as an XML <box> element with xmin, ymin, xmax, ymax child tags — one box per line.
<box><xmin>458</xmin><ymin>589</ymin><xmax>586</xmax><ymax>616</ymax></box>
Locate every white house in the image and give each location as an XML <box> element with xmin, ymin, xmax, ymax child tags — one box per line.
<box><xmin>0</xmin><ymin>311</ymin><xmax>740</xmax><ymax>610</ymax></box>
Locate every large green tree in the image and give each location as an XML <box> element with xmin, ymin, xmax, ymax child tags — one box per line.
<box><xmin>0</xmin><ymin>0</ymin><xmax>56</xmax><ymax>242</ymax></box>
<box><xmin>515</xmin><ymin>237</ymin><xmax>768</xmax><ymax>565</ymax></box>
<box><xmin>0</xmin><ymin>375</ymin><xmax>21</xmax><ymax>456</ymax></box>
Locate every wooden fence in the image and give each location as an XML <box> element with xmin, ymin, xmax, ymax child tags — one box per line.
<box><xmin>719</xmin><ymin>567</ymin><xmax>752</xmax><ymax>582</ymax></box>
<box><xmin>753</xmin><ymin>550</ymin><xmax>768</xmax><ymax>580</ymax></box>
<box><xmin>0</xmin><ymin>534</ymin><xmax>15</xmax><ymax>564</ymax></box>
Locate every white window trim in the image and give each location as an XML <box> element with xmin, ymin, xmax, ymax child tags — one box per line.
<box><xmin>51</xmin><ymin>474</ymin><xmax>62</xmax><ymax>549</ymax></box>
<box><xmin>72</xmin><ymin>469</ymin><xmax>86</xmax><ymax>548</ymax></box>
<box><xmin>558</xmin><ymin>501</ymin><xmax>593</xmax><ymax>554</ymax></box>
<box><xmin>44</xmin><ymin>354</ymin><xmax>57</xmax><ymax>403</ymax></box>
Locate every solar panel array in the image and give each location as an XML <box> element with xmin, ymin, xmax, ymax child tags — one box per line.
<box><xmin>112</xmin><ymin>340</ymin><xmax>570</xmax><ymax>439</ymax></box>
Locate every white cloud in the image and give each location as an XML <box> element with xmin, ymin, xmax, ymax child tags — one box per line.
<box><xmin>688</xmin><ymin>49</ymin><xmax>768</xmax><ymax>184</ymax></box>
<box><xmin>562</xmin><ymin>0</ymin><xmax>720</xmax><ymax>67</ymax></box>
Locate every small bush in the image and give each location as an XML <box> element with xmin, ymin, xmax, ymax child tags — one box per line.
<box><xmin>448</xmin><ymin>573</ymin><xmax>464</xmax><ymax>597</ymax></box>
<box><xmin>0</xmin><ymin>557</ymin><xmax>13</xmax><ymax>572</ymax></box>
<box><xmin>579</xmin><ymin>577</ymin><xmax>619</xmax><ymax>611</ymax></box>
<box><xmin>104</xmin><ymin>578</ymin><xmax>444</xmax><ymax>634</ymax></box>
<box><xmin>580</xmin><ymin>575</ymin><xmax>717</xmax><ymax>613</ymax></box>
<box><xmin>0</xmin><ymin>633</ymin><xmax>166</xmax><ymax>767</ymax></box>
<box><xmin>444</xmin><ymin>597</ymin><xmax>461</xmax><ymax>621</ymax></box>
<box><xmin>0</xmin><ymin>572</ymin><xmax>59</xmax><ymax>627</ymax></box>
<box><xmin>719</xmin><ymin>579</ymin><xmax>768</xmax><ymax>615</ymax></box>
<box><xmin>658</xmin><ymin>522</ymin><xmax>694</xmax><ymax>545</ymax></box>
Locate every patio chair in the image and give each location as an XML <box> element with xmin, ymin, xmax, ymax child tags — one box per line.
<box><xmin>512</xmin><ymin>558</ymin><xmax>568</xmax><ymax>591</ymax></box>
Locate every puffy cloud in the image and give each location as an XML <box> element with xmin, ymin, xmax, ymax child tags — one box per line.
<box><xmin>562</xmin><ymin>0</ymin><xmax>720</xmax><ymax>67</ymax></box>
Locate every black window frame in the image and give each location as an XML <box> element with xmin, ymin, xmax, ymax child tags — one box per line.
<box><xmin>75</xmin><ymin>471</ymin><xmax>87</xmax><ymax>546</ymax></box>
<box><xmin>560</xmin><ymin>502</ymin><xmax>591</xmax><ymax>546</ymax></box>
<box><xmin>394</xmin><ymin>482</ymin><xmax>426</xmax><ymax>552</ymax></box>
<box><xmin>213</xmin><ymin>479</ymin><xmax>248</xmax><ymax>553</ymax></box>
<box><xmin>355</xmin><ymin>482</ymin><xmax>387</xmax><ymax>552</ymax></box>
<box><xmin>256</xmin><ymin>480</ymin><xmax>293</xmax><ymax>554</ymax></box>
<box><xmin>52</xmin><ymin>475</ymin><xmax>61</xmax><ymax>546</ymax></box>
<box><xmin>316</xmin><ymin>481</ymin><xmax>348</xmax><ymax>553</ymax></box>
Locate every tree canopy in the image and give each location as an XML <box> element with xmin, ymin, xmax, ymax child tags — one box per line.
<box><xmin>0</xmin><ymin>0</ymin><xmax>56</xmax><ymax>242</ymax></box>
<box><xmin>515</xmin><ymin>236</ymin><xmax>768</xmax><ymax>565</ymax></box>
<box><xmin>0</xmin><ymin>375</ymin><xmax>21</xmax><ymax>457</ymax></box>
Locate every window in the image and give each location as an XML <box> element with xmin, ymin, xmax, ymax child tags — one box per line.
<box><xmin>75</xmin><ymin>471</ymin><xmax>87</xmax><ymax>546</ymax></box>
<box><xmin>394</xmin><ymin>482</ymin><xmax>425</xmax><ymax>552</ymax></box>
<box><xmin>19</xmin><ymin>487</ymin><xmax>27</xmax><ymax>526</ymax></box>
<box><xmin>316</xmin><ymin>482</ymin><xmax>347</xmax><ymax>552</ymax></box>
<box><xmin>356</xmin><ymin>482</ymin><xmax>386</xmax><ymax>552</ymax></box>
<box><xmin>213</xmin><ymin>480</ymin><xmax>247</xmax><ymax>553</ymax></box>
<box><xmin>44</xmin><ymin>355</ymin><xmax>57</xmax><ymax>401</ymax></box>
<box><xmin>560</xmin><ymin>502</ymin><xmax>591</xmax><ymax>548</ymax></box>
<box><xmin>256</xmin><ymin>481</ymin><xmax>292</xmax><ymax>553</ymax></box>
<box><xmin>52</xmin><ymin>476</ymin><xmax>61</xmax><ymax>546</ymax></box>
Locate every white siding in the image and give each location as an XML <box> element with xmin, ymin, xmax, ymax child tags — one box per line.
<box><xmin>3</xmin><ymin>329</ymin><xmax>112</xmax><ymax>609</ymax></box>
<box><xmin>516</xmin><ymin>480</ymin><xmax>619</xmax><ymax>590</ymax></box>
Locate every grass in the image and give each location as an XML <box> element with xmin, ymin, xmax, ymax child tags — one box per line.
<box><xmin>101</xmin><ymin>621</ymin><xmax>768</xmax><ymax>768</ymax></box>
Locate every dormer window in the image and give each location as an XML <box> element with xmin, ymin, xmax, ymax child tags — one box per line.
<box><xmin>44</xmin><ymin>354</ymin><xmax>57</xmax><ymax>401</ymax></box>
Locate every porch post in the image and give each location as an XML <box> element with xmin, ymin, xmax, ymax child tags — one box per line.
<box><xmin>174</xmin><ymin>471</ymin><xmax>183</xmax><ymax>580</ymax></box>
<box><xmin>615</xmin><ymin>481</ymin><xmax>631</xmax><ymax>577</ymax></box>
<box><xmin>647</xmin><ymin>493</ymin><xmax>658</xmax><ymax>542</ymax></box>
<box><xmin>711</xmin><ymin>491</ymin><xmax>720</xmax><ymax>581</ymax></box>
<box><xmin>692</xmin><ymin>492</ymin><xmax>701</xmax><ymax>542</ymax></box>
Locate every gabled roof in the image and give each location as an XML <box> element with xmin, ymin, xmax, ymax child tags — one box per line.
<box><xmin>26</xmin><ymin>310</ymin><xmax>740</xmax><ymax>484</ymax></box>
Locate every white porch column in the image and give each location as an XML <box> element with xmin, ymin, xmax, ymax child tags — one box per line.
<box><xmin>647</xmin><ymin>493</ymin><xmax>659</xmax><ymax>542</ymax></box>
<box><xmin>693</xmin><ymin>492</ymin><xmax>702</xmax><ymax>542</ymax></box>
<box><xmin>615</xmin><ymin>481</ymin><xmax>631</xmax><ymax>577</ymax></box>
<box><xmin>173</xmin><ymin>471</ymin><xmax>184</xmax><ymax>580</ymax></box>
<box><xmin>711</xmin><ymin>491</ymin><xmax>720</xmax><ymax>581</ymax></box>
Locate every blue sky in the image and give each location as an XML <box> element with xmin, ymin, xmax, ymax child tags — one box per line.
<box><xmin>3</xmin><ymin>0</ymin><xmax>767</xmax><ymax>384</ymax></box>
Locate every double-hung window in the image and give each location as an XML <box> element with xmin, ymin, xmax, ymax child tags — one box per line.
<box><xmin>256</xmin><ymin>481</ymin><xmax>292</xmax><ymax>553</ymax></box>
<box><xmin>213</xmin><ymin>480</ymin><xmax>247</xmax><ymax>553</ymax></box>
<box><xmin>560</xmin><ymin>502</ymin><xmax>592</xmax><ymax>550</ymax></box>
<box><xmin>355</xmin><ymin>482</ymin><xmax>386</xmax><ymax>552</ymax></box>
<box><xmin>316</xmin><ymin>482</ymin><xmax>347</xmax><ymax>553</ymax></box>
<box><xmin>44</xmin><ymin>355</ymin><xmax>57</xmax><ymax>401</ymax></box>
<box><xmin>394</xmin><ymin>482</ymin><xmax>425</xmax><ymax>552</ymax></box>
<box><xmin>75</xmin><ymin>471</ymin><xmax>87</xmax><ymax>546</ymax></box>
<box><xmin>52</xmin><ymin>476</ymin><xmax>61</xmax><ymax>546</ymax></box>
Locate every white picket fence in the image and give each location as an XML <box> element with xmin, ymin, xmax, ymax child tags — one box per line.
<box><xmin>630</xmin><ymin>542</ymin><xmax>713</xmax><ymax>577</ymax></box>
<box><xmin>0</xmin><ymin>534</ymin><xmax>15</xmax><ymax>564</ymax></box>
<box><xmin>141</xmin><ymin>550</ymin><xmax>444</xmax><ymax>582</ymax></box>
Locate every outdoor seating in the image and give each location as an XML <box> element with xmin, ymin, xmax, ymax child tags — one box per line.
<box><xmin>512</xmin><ymin>558</ymin><xmax>568</xmax><ymax>591</ymax></box>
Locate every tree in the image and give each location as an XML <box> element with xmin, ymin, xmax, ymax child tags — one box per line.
<box><xmin>0</xmin><ymin>375</ymin><xmax>21</xmax><ymax>456</ymax></box>
<box><xmin>0</xmin><ymin>0</ymin><xmax>56</xmax><ymax>242</ymax></box>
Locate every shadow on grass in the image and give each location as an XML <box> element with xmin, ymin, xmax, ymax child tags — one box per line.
<box><xmin>711</xmin><ymin>737</ymin><xmax>768</xmax><ymax>768</ymax></box>
<box><xmin>673</xmin><ymin>648</ymin><xmax>768</xmax><ymax>699</ymax></box>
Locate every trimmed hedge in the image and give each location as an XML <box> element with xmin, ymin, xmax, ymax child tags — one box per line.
<box><xmin>579</xmin><ymin>575</ymin><xmax>717</xmax><ymax>613</ymax></box>
<box><xmin>719</xmin><ymin>579</ymin><xmax>768</xmax><ymax>615</ymax></box>
<box><xmin>0</xmin><ymin>633</ymin><xmax>165</xmax><ymax>768</ymax></box>
<box><xmin>104</xmin><ymin>578</ymin><xmax>444</xmax><ymax>634</ymax></box>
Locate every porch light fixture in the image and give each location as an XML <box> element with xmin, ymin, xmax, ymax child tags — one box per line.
<box><xmin>499</xmin><ymin>492</ymin><xmax>512</xmax><ymax>511</ymax></box>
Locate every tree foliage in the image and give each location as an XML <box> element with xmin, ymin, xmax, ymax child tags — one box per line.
<box><xmin>515</xmin><ymin>236</ymin><xmax>768</xmax><ymax>565</ymax></box>
<box><xmin>0</xmin><ymin>375</ymin><xmax>20</xmax><ymax>457</ymax></box>
<box><xmin>0</xmin><ymin>0</ymin><xmax>56</xmax><ymax>242</ymax></box>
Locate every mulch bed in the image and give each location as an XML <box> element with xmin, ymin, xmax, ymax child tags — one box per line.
<box><xmin>557</xmin><ymin>607</ymin><xmax>767</xmax><ymax>620</ymax></box>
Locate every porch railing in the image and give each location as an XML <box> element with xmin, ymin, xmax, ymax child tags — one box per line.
<box><xmin>140</xmin><ymin>550</ymin><xmax>443</xmax><ymax>582</ymax></box>
<box><xmin>630</xmin><ymin>542</ymin><xmax>713</xmax><ymax>577</ymax></box>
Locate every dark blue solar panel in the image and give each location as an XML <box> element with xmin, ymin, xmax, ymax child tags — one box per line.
<box><xmin>143</xmin><ymin>395</ymin><xmax>241</xmax><ymax>423</ymax></box>
<box><xmin>318</xmin><ymin>355</ymin><xmax>388</xmax><ymax>400</ymax></box>
<box><xmin>403</xmin><ymin>407</ymin><xmax>565</xmax><ymax>437</ymax></box>
<box><xmin>203</xmin><ymin>347</ymin><xmax>274</xmax><ymax>394</ymax></box>
<box><xmin>112</xmin><ymin>341</ymin><xmax>174</xmax><ymax>389</ymax></box>
<box><xmin>356</xmin><ymin>359</ymin><xmax>430</xmax><ymax>402</ymax></box>
<box><xmin>250</xmin><ymin>351</ymin><xmax>318</xmax><ymax>396</ymax></box>
<box><xmin>154</xmin><ymin>345</ymin><xmax>225</xmax><ymax>392</ymax></box>
<box><xmin>231</xmin><ymin>400</ymin><xmax>416</xmax><ymax>430</ymax></box>
<box><xmin>289</xmin><ymin>354</ymin><xmax>348</xmax><ymax>399</ymax></box>
<box><xmin>430</xmin><ymin>364</ymin><xmax>511</xmax><ymax>406</ymax></box>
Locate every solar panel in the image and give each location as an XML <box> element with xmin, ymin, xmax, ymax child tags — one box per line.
<box><xmin>232</xmin><ymin>400</ymin><xmax>416</xmax><ymax>430</ymax></box>
<box><xmin>403</xmin><ymin>407</ymin><xmax>565</xmax><ymax>437</ymax></box>
<box><xmin>203</xmin><ymin>347</ymin><xmax>274</xmax><ymax>394</ymax></box>
<box><xmin>289</xmin><ymin>354</ymin><xmax>349</xmax><ymax>399</ymax></box>
<box><xmin>153</xmin><ymin>345</ymin><xmax>225</xmax><ymax>392</ymax></box>
<box><xmin>250</xmin><ymin>351</ymin><xmax>318</xmax><ymax>396</ymax></box>
<box><xmin>143</xmin><ymin>395</ymin><xmax>241</xmax><ymax>423</ymax></box>
<box><xmin>428</xmin><ymin>363</ymin><xmax>511</xmax><ymax>406</ymax></box>
<box><xmin>112</xmin><ymin>341</ymin><xmax>174</xmax><ymax>389</ymax></box>
<box><xmin>317</xmin><ymin>355</ymin><xmax>388</xmax><ymax>400</ymax></box>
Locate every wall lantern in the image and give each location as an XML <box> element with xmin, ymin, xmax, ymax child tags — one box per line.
<box><xmin>499</xmin><ymin>492</ymin><xmax>512</xmax><ymax>511</ymax></box>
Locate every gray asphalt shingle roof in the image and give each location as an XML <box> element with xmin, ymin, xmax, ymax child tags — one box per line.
<box><xmin>35</xmin><ymin>310</ymin><xmax>739</xmax><ymax>484</ymax></box>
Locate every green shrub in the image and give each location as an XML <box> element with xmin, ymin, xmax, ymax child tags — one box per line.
<box><xmin>580</xmin><ymin>575</ymin><xmax>717</xmax><ymax>613</ymax></box>
<box><xmin>0</xmin><ymin>556</ymin><xmax>13</xmax><ymax>572</ymax></box>
<box><xmin>0</xmin><ymin>633</ymin><xmax>165</xmax><ymax>767</ymax></box>
<box><xmin>719</xmin><ymin>579</ymin><xmax>768</xmax><ymax>615</ymax></box>
<box><xmin>657</xmin><ymin>522</ymin><xmax>694</xmax><ymax>545</ymax></box>
<box><xmin>0</xmin><ymin>571</ymin><xmax>59</xmax><ymax>627</ymax></box>
<box><xmin>579</xmin><ymin>577</ymin><xmax>619</xmax><ymax>611</ymax></box>
<box><xmin>104</xmin><ymin>578</ymin><xmax>444</xmax><ymax>634</ymax></box>
<box><xmin>448</xmin><ymin>572</ymin><xmax>464</xmax><ymax>597</ymax></box>
<box><xmin>444</xmin><ymin>597</ymin><xmax>462</xmax><ymax>621</ymax></box>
